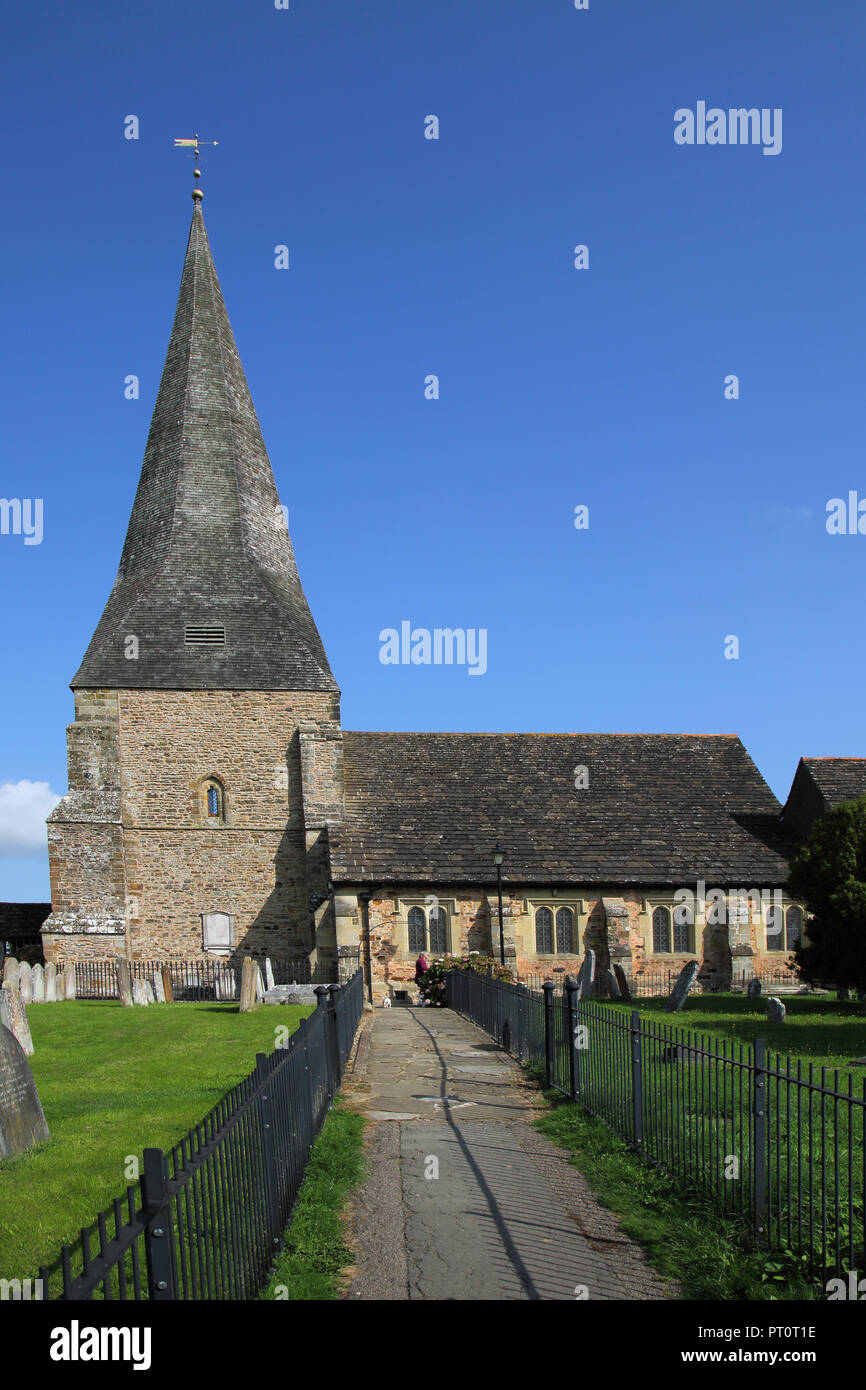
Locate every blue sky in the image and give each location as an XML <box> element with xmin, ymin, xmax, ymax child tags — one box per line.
<box><xmin>1</xmin><ymin>0</ymin><xmax>864</xmax><ymax>899</ymax></box>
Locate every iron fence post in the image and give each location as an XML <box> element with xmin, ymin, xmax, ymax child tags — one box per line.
<box><xmin>314</xmin><ymin>985</ymin><xmax>338</xmax><ymax>1096</ymax></box>
<box><xmin>542</xmin><ymin>982</ymin><xmax>555</xmax><ymax>1088</ymax></box>
<box><xmin>141</xmin><ymin>1147</ymin><xmax>176</xmax><ymax>1300</ymax></box>
<box><xmin>630</xmin><ymin>1010</ymin><xmax>644</xmax><ymax>1151</ymax></box>
<box><xmin>329</xmin><ymin>983</ymin><xmax>343</xmax><ymax>1084</ymax></box>
<box><xmin>565</xmin><ymin>977</ymin><xmax>580</xmax><ymax>1101</ymax></box>
<box><xmin>753</xmin><ymin>1037</ymin><xmax>768</xmax><ymax>1244</ymax></box>
<box><xmin>256</xmin><ymin>1053</ymin><xmax>281</xmax><ymax>1251</ymax></box>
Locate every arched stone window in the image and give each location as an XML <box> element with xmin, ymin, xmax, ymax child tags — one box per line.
<box><xmin>429</xmin><ymin>907</ymin><xmax>447</xmax><ymax>954</ymax></box>
<box><xmin>786</xmin><ymin>906</ymin><xmax>803</xmax><ymax>951</ymax></box>
<box><xmin>535</xmin><ymin>907</ymin><xmax>554</xmax><ymax>954</ymax></box>
<box><xmin>408</xmin><ymin>906</ymin><xmax>426</xmax><ymax>953</ymax></box>
<box><xmin>766</xmin><ymin>904</ymin><xmax>784</xmax><ymax>951</ymax></box>
<box><xmin>652</xmin><ymin>907</ymin><xmax>672</xmax><ymax>953</ymax></box>
<box><xmin>555</xmin><ymin>907</ymin><xmax>574</xmax><ymax>953</ymax></box>
<box><xmin>201</xmin><ymin>778</ymin><xmax>225</xmax><ymax>824</ymax></box>
<box><xmin>672</xmin><ymin>902</ymin><xmax>691</xmax><ymax>954</ymax></box>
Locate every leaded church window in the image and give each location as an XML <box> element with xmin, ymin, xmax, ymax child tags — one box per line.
<box><xmin>408</xmin><ymin>904</ymin><xmax>448</xmax><ymax>954</ymax></box>
<box><xmin>535</xmin><ymin>907</ymin><xmax>554</xmax><ymax>954</ymax></box>
<box><xmin>652</xmin><ymin>907</ymin><xmax>671</xmax><ymax>953</ymax></box>
<box><xmin>786</xmin><ymin>907</ymin><xmax>803</xmax><ymax>950</ymax></box>
<box><xmin>408</xmin><ymin>907</ymin><xmax>426</xmax><ymax>953</ymax></box>
<box><xmin>555</xmin><ymin>907</ymin><xmax>574</xmax><ymax>953</ymax></box>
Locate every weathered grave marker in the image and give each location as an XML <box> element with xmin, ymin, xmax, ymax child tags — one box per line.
<box><xmin>0</xmin><ymin>983</ymin><xmax>33</xmax><ymax>1057</ymax></box>
<box><xmin>264</xmin><ymin>958</ymin><xmax>276</xmax><ymax>991</ymax></box>
<box><xmin>747</xmin><ymin>978</ymin><xmax>762</xmax><ymax>998</ymax></box>
<box><xmin>576</xmin><ymin>950</ymin><xmax>596</xmax><ymax>1000</ymax></box>
<box><xmin>62</xmin><ymin>963</ymin><xmax>76</xmax><ymax>1001</ymax></box>
<box><xmin>664</xmin><ymin>960</ymin><xmax>699</xmax><ymax>1013</ymax></box>
<box><xmin>17</xmin><ymin>961</ymin><xmax>32</xmax><ymax>1004</ymax></box>
<box><xmin>143</xmin><ymin>981</ymin><xmax>155</xmax><ymax>1005</ymax></box>
<box><xmin>0</xmin><ymin>1023</ymin><xmax>49</xmax><ymax>1158</ymax></box>
<box><xmin>612</xmin><ymin>964</ymin><xmax>631</xmax><ymax>1002</ymax></box>
<box><xmin>239</xmin><ymin>958</ymin><xmax>257</xmax><ymax>1013</ymax></box>
<box><xmin>766</xmin><ymin>996</ymin><xmax>786</xmax><ymax>1023</ymax></box>
<box><xmin>44</xmin><ymin>963</ymin><xmax>57</xmax><ymax>1003</ymax></box>
<box><xmin>605</xmin><ymin>968</ymin><xmax>621</xmax><ymax>1000</ymax></box>
<box><xmin>31</xmin><ymin>963</ymin><xmax>45</xmax><ymax>1003</ymax></box>
<box><xmin>2</xmin><ymin>956</ymin><xmax>19</xmax><ymax>987</ymax></box>
<box><xmin>132</xmin><ymin>979</ymin><xmax>149</xmax><ymax>1006</ymax></box>
<box><xmin>116</xmin><ymin>960</ymin><xmax>134</xmax><ymax>1008</ymax></box>
<box><xmin>152</xmin><ymin>972</ymin><xmax>165</xmax><ymax>1003</ymax></box>
<box><xmin>160</xmin><ymin>967</ymin><xmax>174</xmax><ymax>1003</ymax></box>
<box><xmin>254</xmin><ymin>964</ymin><xmax>265</xmax><ymax>1003</ymax></box>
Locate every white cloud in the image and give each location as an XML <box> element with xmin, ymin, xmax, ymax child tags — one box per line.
<box><xmin>0</xmin><ymin>780</ymin><xmax>62</xmax><ymax>857</ymax></box>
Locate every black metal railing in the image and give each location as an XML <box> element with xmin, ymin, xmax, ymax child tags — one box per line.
<box><xmin>447</xmin><ymin>970</ymin><xmax>866</xmax><ymax>1287</ymax></box>
<box><xmin>518</xmin><ymin>965</ymin><xmax>805</xmax><ymax>998</ymax></box>
<box><xmin>69</xmin><ymin>953</ymin><xmax>360</xmax><ymax>1001</ymax></box>
<box><xmin>35</xmin><ymin>971</ymin><xmax>365</xmax><ymax>1300</ymax></box>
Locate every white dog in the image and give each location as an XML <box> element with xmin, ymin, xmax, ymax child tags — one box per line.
<box><xmin>382</xmin><ymin>996</ymin><xmax>392</xmax><ymax>1008</ymax></box>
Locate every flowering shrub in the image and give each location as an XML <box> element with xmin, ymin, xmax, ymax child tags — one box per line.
<box><xmin>417</xmin><ymin>952</ymin><xmax>515</xmax><ymax>1007</ymax></box>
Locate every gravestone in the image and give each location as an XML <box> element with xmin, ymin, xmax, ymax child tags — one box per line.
<box><xmin>576</xmin><ymin>950</ymin><xmax>596</xmax><ymax>1000</ymax></box>
<box><xmin>132</xmin><ymin>979</ymin><xmax>149</xmax><ymax>1007</ymax></box>
<box><xmin>664</xmin><ymin>960</ymin><xmax>699</xmax><ymax>1013</ymax></box>
<box><xmin>238</xmin><ymin>958</ymin><xmax>257</xmax><ymax>1013</ymax></box>
<box><xmin>116</xmin><ymin>960</ymin><xmax>134</xmax><ymax>1008</ymax></box>
<box><xmin>0</xmin><ymin>1023</ymin><xmax>49</xmax><ymax>1158</ymax></box>
<box><xmin>747</xmin><ymin>978</ymin><xmax>762</xmax><ymax>998</ymax></box>
<box><xmin>31</xmin><ymin>964</ymin><xmax>45</xmax><ymax>1003</ymax></box>
<box><xmin>254</xmin><ymin>964</ymin><xmax>265</xmax><ymax>1003</ymax></box>
<box><xmin>152</xmin><ymin>972</ymin><xmax>165</xmax><ymax>1003</ymax></box>
<box><xmin>143</xmin><ymin>981</ymin><xmax>155</xmax><ymax>1005</ymax></box>
<box><xmin>2</xmin><ymin>957</ymin><xmax>19</xmax><ymax>987</ymax></box>
<box><xmin>160</xmin><ymin>967</ymin><xmax>174</xmax><ymax>1003</ymax></box>
<box><xmin>0</xmin><ymin>983</ymin><xmax>33</xmax><ymax>1057</ymax></box>
<box><xmin>44</xmin><ymin>963</ymin><xmax>57</xmax><ymax>1003</ymax></box>
<box><xmin>264</xmin><ymin>958</ymin><xmax>276</xmax><ymax>991</ymax></box>
<box><xmin>63</xmin><ymin>963</ymin><xmax>76</xmax><ymax>1001</ymax></box>
<box><xmin>612</xmin><ymin>964</ymin><xmax>631</xmax><ymax>1002</ymax></box>
<box><xmin>605</xmin><ymin>968</ymin><xmax>621</xmax><ymax>1000</ymax></box>
<box><xmin>17</xmin><ymin>962</ymin><xmax>32</xmax><ymax>1004</ymax></box>
<box><xmin>766</xmin><ymin>996</ymin><xmax>786</xmax><ymax>1023</ymax></box>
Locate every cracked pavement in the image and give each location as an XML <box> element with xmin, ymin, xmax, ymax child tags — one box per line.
<box><xmin>341</xmin><ymin>1007</ymin><xmax>678</xmax><ymax>1301</ymax></box>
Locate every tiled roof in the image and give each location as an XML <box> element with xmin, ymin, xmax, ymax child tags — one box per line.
<box><xmin>72</xmin><ymin>203</ymin><xmax>337</xmax><ymax>692</ymax></box>
<box><xmin>330</xmin><ymin>732</ymin><xmax>795</xmax><ymax>885</ymax></box>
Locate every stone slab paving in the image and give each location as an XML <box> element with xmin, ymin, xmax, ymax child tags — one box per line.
<box><xmin>342</xmin><ymin>1007</ymin><xmax>678</xmax><ymax>1302</ymax></box>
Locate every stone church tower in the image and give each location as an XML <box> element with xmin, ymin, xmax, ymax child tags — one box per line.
<box><xmin>44</xmin><ymin>190</ymin><xmax>342</xmax><ymax>968</ymax></box>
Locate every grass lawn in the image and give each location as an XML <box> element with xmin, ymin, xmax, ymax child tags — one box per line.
<box><xmin>612</xmin><ymin>994</ymin><xmax>866</xmax><ymax>1077</ymax></box>
<box><xmin>0</xmin><ymin>1000</ymin><xmax>312</xmax><ymax>1282</ymax></box>
<box><xmin>260</xmin><ymin>1097</ymin><xmax>366</xmax><ymax>1300</ymax></box>
<box><xmin>534</xmin><ymin>1088</ymin><xmax>818</xmax><ymax>1300</ymax></box>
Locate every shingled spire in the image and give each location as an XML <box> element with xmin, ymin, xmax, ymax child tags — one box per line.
<box><xmin>72</xmin><ymin>200</ymin><xmax>338</xmax><ymax>692</ymax></box>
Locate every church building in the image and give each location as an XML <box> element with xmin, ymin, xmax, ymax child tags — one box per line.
<box><xmin>42</xmin><ymin>187</ymin><xmax>866</xmax><ymax>999</ymax></box>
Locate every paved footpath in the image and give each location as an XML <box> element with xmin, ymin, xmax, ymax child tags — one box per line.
<box><xmin>341</xmin><ymin>1007</ymin><xmax>678</xmax><ymax>1302</ymax></box>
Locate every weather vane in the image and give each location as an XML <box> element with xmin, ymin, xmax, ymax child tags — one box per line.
<box><xmin>173</xmin><ymin>133</ymin><xmax>219</xmax><ymax>200</ymax></box>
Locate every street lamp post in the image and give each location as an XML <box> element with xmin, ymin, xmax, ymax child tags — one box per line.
<box><xmin>492</xmin><ymin>843</ymin><xmax>506</xmax><ymax>966</ymax></box>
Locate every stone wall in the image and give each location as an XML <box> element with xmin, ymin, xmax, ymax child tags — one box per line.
<box><xmin>44</xmin><ymin>687</ymin><xmax>341</xmax><ymax>964</ymax></box>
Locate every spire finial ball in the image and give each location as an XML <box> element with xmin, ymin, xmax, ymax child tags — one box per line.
<box><xmin>192</xmin><ymin>189</ymin><xmax>204</xmax><ymax>202</ymax></box>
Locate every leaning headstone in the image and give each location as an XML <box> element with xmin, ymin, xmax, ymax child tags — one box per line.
<box><xmin>238</xmin><ymin>958</ymin><xmax>257</xmax><ymax>1013</ymax></box>
<box><xmin>0</xmin><ymin>983</ymin><xmax>33</xmax><ymax>1057</ymax></box>
<box><xmin>2</xmin><ymin>957</ymin><xmax>19</xmax><ymax>987</ymax></box>
<box><xmin>254</xmin><ymin>964</ymin><xmax>265</xmax><ymax>1003</ymax></box>
<box><xmin>0</xmin><ymin>1024</ymin><xmax>49</xmax><ymax>1158</ymax></box>
<box><xmin>766</xmin><ymin>996</ymin><xmax>786</xmax><ymax>1023</ymax></box>
<box><xmin>132</xmin><ymin>979</ymin><xmax>149</xmax><ymax>1007</ymax></box>
<box><xmin>152</xmin><ymin>972</ymin><xmax>165</xmax><ymax>1003</ymax></box>
<box><xmin>143</xmin><ymin>981</ymin><xmax>155</xmax><ymax>1005</ymax></box>
<box><xmin>116</xmin><ymin>959</ymin><xmax>134</xmax><ymax>1008</ymax></box>
<box><xmin>747</xmin><ymin>978</ymin><xmax>762</xmax><ymax>998</ymax></box>
<box><xmin>664</xmin><ymin>960</ymin><xmax>699</xmax><ymax>1013</ymax></box>
<box><xmin>62</xmin><ymin>963</ymin><xmax>76</xmax><ymax>1001</ymax></box>
<box><xmin>612</xmin><ymin>964</ymin><xmax>631</xmax><ymax>1002</ymax></box>
<box><xmin>31</xmin><ymin>964</ymin><xmax>45</xmax><ymax>1003</ymax></box>
<box><xmin>17</xmin><ymin>962</ymin><xmax>32</xmax><ymax>1005</ymax></box>
<box><xmin>44</xmin><ymin>963</ymin><xmax>57</xmax><ymax>1003</ymax></box>
<box><xmin>576</xmin><ymin>950</ymin><xmax>596</xmax><ymax>1000</ymax></box>
<box><xmin>264</xmin><ymin>958</ymin><xmax>276</xmax><ymax>991</ymax></box>
<box><xmin>160</xmin><ymin>967</ymin><xmax>174</xmax><ymax>1004</ymax></box>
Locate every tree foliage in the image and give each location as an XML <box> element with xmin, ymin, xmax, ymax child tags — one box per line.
<box><xmin>787</xmin><ymin>796</ymin><xmax>866</xmax><ymax>993</ymax></box>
